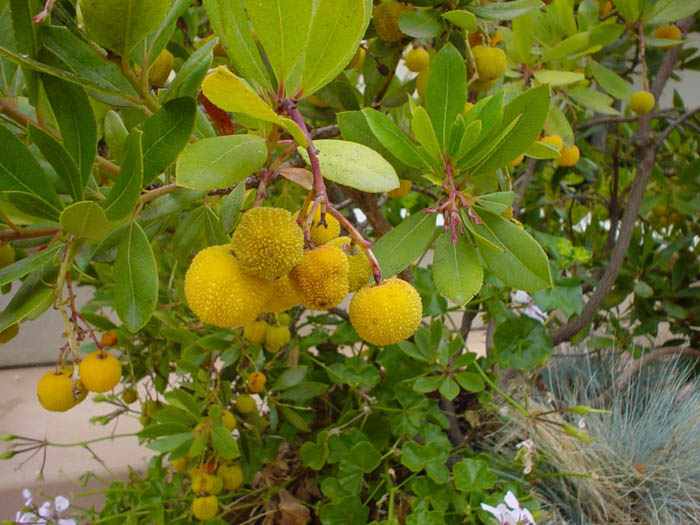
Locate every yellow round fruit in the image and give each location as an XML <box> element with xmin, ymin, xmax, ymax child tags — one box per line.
<box><xmin>149</xmin><ymin>49</ymin><xmax>174</xmax><ymax>87</ymax></box>
<box><xmin>373</xmin><ymin>1</ymin><xmax>411</xmax><ymax>43</ymax></box>
<box><xmin>630</xmin><ymin>90</ymin><xmax>655</xmax><ymax>115</ymax></box>
<box><xmin>540</xmin><ymin>135</ymin><xmax>564</xmax><ymax>151</ymax></box>
<box><xmin>463</xmin><ymin>102</ymin><xmax>474</xmax><ymax>115</ymax></box>
<box><xmin>296</xmin><ymin>205</ymin><xmax>341</xmax><ymax>246</ymax></box>
<box><xmin>235</xmin><ymin>394</ymin><xmax>256</xmax><ymax>414</ymax></box>
<box><xmin>470</xmin><ymin>78</ymin><xmax>496</xmax><ymax>93</ymax></box>
<box><xmin>405</xmin><ymin>47</ymin><xmax>430</xmax><ymax>73</ymax></box>
<box><xmin>185</xmin><ymin>245</ymin><xmax>273</xmax><ymax>327</ymax></box>
<box><xmin>387</xmin><ymin>179</ymin><xmax>412</xmax><ymax>199</ymax></box>
<box><xmin>247</xmin><ymin>372</ymin><xmax>266</xmax><ymax>394</ymax></box>
<box><xmin>231</xmin><ymin>207</ymin><xmax>304</xmax><ymax>280</ymax></box>
<box><xmin>346</xmin><ymin>47</ymin><xmax>366</xmax><ymax>70</ymax></box>
<box><xmin>654</xmin><ymin>25</ymin><xmax>681</xmax><ymax>49</ymax></box>
<box><xmin>218</xmin><ymin>464</ymin><xmax>244</xmax><ymax>491</ymax></box>
<box><xmin>171</xmin><ymin>456</ymin><xmax>188</xmax><ymax>472</ymax></box>
<box><xmin>243</xmin><ymin>320</ymin><xmax>268</xmax><ymax>344</ymax></box>
<box><xmin>192</xmin><ymin>473</ymin><xmax>222</xmax><ymax>494</ymax></box>
<box><xmin>290</xmin><ymin>246</ymin><xmax>350</xmax><ymax>310</ymax></box>
<box><xmin>0</xmin><ymin>243</ymin><xmax>15</xmax><ymax>268</ymax></box>
<box><xmin>79</xmin><ymin>351</ymin><xmax>122</xmax><ymax>393</ymax></box>
<box><xmin>101</xmin><ymin>331</ymin><xmax>118</xmax><ymax>347</ymax></box>
<box><xmin>472</xmin><ymin>45</ymin><xmax>506</xmax><ymax>81</ymax></box>
<box><xmin>349</xmin><ymin>278</ymin><xmax>422</xmax><ymax>346</ymax></box>
<box><xmin>557</xmin><ymin>145</ymin><xmax>580</xmax><ymax>167</ymax></box>
<box><xmin>0</xmin><ymin>324</ymin><xmax>19</xmax><ymax>344</ymax></box>
<box><xmin>37</xmin><ymin>367</ymin><xmax>87</xmax><ymax>412</ymax></box>
<box><xmin>122</xmin><ymin>387</ymin><xmax>138</xmax><ymax>404</ymax></box>
<box><xmin>262</xmin><ymin>274</ymin><xmax>301</xmax><ymax>313</ymax></box>
<box><xmin>264</xmin><ymin>325</ymin><xmax>291</xmax><ymax>353</ymax></box>
<box><xmin>508</xmin><ymin>154</ymin><xmax>525</xmax><ymax>168</ymax></box>
<box><xmin>192</xmin><ymin>495</ymin><xmax>218</xmax><ymax>520</ymax></box>
<box><xmin>416</xmin><ymin>69</ymin><xmax>429</xmax><ymax>99</ymax></box>
<box><xmin>277</xmin><ymin>313</ymin><xmax>291</xmax><ymax>325</ymax></box>
<box><xmin>327</xmin><ymin>237</ymin><xmax>372</xmax><ymax>292</ymax></box>
<box><xmin>221</xmin><ymin>409</ymin><xmax>237</xmax><ymax>431</ymax></box>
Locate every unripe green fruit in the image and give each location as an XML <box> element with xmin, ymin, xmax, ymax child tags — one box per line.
<box><xmin>122</xmin><ymin>388</ymin><xmax>138</xmax><ymax>404</ymax></box>
<box><xmin>405</xmin><ymin>48</ymin><xmax>430</xmax><ymax>73</ymax></box>
<box><xmin>221</xmin><ymin>409</ymin><xmax>237</xmax><ymax>431</ymax></box>
<box><xmin>0</xmin><ymin>324</ymin><xmax>18</xmax><ymax>344</ymax></box>
<box><xmin>144</xmin><ymin>400</ymin><xmax>163</xmax><ymax>417</ymax></box>
<box><xmin>235</xmin><ymin>394</ymin><xmax>256</xmax><ymax>414</ymax></box>
<box><xmin>243</xmin><ymin>320</ymin><xmax>268</xmax><ymax>344</ymax></box>
<box><xmin>472</xmin><ymin>45</ymin><xmax>506</xmax><ymax>81</ymax></box>
<box><xmin>149</xmin><ymin>49</ymin><xmax>174</xmax><ymax>87</ymax></box>
<box><xmin>630</xmin><ymin>90</ymin><xmax>655</xmax><ymax>115</ymax></box>
<box><xmin>264</xmin><ymin>325</ymin><xmax>291</xmax><ymax>353</ymax></box>
<box><xmin>0</xmin><ymin>244</ymin><xmax>15</xmax><ymax>268</ymax></box>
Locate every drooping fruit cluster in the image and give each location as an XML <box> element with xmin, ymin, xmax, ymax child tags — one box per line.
<box><xmin>290</xmin><ymin>245</ymin><xmax>350</xmax><ymax>310</ymax></box>
<box><xmin>296</xmin><ymin>204</ymin><xmax>341</xmax><ymax>245</ymax></box>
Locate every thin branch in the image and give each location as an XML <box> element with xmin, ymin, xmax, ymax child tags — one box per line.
<box><xmin>616</xmin><ymin>346</ymin><xmax>700</xmax><ymax>388</ymax></box>
<box><xmin>513</xmin><ymin>158</ymin><xmax>537</xmax><ymax>217</ymax></box>
<box><xmin>573</xmin><ymin>109</ymin><xmax>680</xmax><ymax>130</ymax></box>
<box><xmin>654</xmin><ymin>106</ymin><xmax>700</xmax><ymax>148</ymax></box>
<box><xmin>0</xmin><ymin>227</ymin><xmax>60</xmax><ymax>240</ymax></box>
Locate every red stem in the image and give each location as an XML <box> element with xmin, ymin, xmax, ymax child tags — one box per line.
<box><xmin>327</xmin><ymin>207</ymin><xmax>383</xmax><ymax>284</ymax></box>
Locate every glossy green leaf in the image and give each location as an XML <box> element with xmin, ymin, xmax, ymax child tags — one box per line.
<box><xmin>425</xmin><ymin>44</ymin><xmax>467</xmax><ymax>147</ymax></box>
<box><xmin>544</xmin><ymin>105</ymin><xmax>574</xmax><ymax>145</ymax></box>
<box><xmin>203</xmin><ymin>208</ymin><xmax>230</xmax><ymax>246</ymax></box>
<box><xmin>337</xmin><ymin>110</ymin><xmax>408</xmax><ymax>172</ymax></box>
<box><xmin>454</xmin><ymin>120</ymin><xmax>482</xmax><ymax>162</ymax></box>
<box><xmin>467</xmin><ymin>0</ymin><xmax>543</xmax><ymax>20</ymax></box>
<box><xmin>279</xmin><ymin>406</ymin><xmax>311</xmax><ymax>432</ymax></box>
<box><xmin>177</xmin><ymin>135</ymin><xmax>267</xmax><ymax>191</ymax></box>
<box><xmin>27</xmin><ymin>124</ymin><xmax>82</xmax><ymax>202</ymax></box>
<box><xmin>0</xmin><ymin>125</ymin><xmax>62</xmax><ymax>220</ymax></box>
<box><xmin>432</xmin><ymin>233</ymin><xmax>483</xmax><ymax>305</ymax></box>
<box><xmin>114</xmin><ymin>221</ymin><xmax>158</xmax><ymax>331</ymax></box>
<box><xmin>301</xmin><ymin>0</ymin><xmax>368</xmax><ymax>94</ymax></box>
<box><xmin>142</xmin><ymin>98</ymin><xmax>196</xmax><ymax>184</ymax></box>
<box><xmin>0</xmin><ymin>271</ymin><xmax>54</xmax><ymax>332</ymax></box>
<box><xmin>493</xmin><ymin>316</ymin><xmax>553</xmax><ymax>369</ymax></box>
<box><xmin>211</xmin><ymin>426</ymin><xmax>241</xmax><ymax>460</ymax></box>
<box><xmin>442</xmin><ymin>10</ymin><xmax>477</xmax><ymax>31</ymax></box>
<box><xmin>542</xmin><ymin>32</ymin><xmax>591</xmax><ymax>62</ymax></box>
<box><xmin>439</xmin><ymin>377</ymin><xmax>460</xmax><ymax>400</ymax></box>
<box><xmin>60</xmin><ymin>201</ymin><xmax>112</xmax><ymax>241</ymax></box>
<box><xmin>511</xmin><ymin>14</ymin><xmax>534</xmax><ymax>63</ymax></box>
<box><xmin>163</xmin><ymin>38</ymin><xmax>215</xmax><ymax>102</ymax></box>
<box><xmin>454</xmin><ymin>371</ymin><xmax>485</xmax><ymax>392</ymax></box>
<box><xmin>398</xmin><ymin>8</ymin><xmax>444</xmax><ymax>39</ymax></box>
<box><xmin>104</xmin><ymin>110</ymin><xmax>129</xmax><ymax>163</ymax></box>
<box><xmin>220</xmin><ymin>183</ymin><xmax>246</xmax><ymax>233</ymax></box>
<box><xmin>533</xmin><ymin>69</ymin><xmax>585</xmax><ymax>87</ymax></box>
<box><xmin>473</xmin><ymin>207</ymin><xmax>552</xmax><ymax>292</ymax></box>
<box><xmin>0</xmin><ymin>245</ymin><xmax>62</xmax><ymax>288</ymax></box>
<box><xmin>242</xmin><ymin>0</ymin><xmax>311</xmax><ymax>88</ymax></box>
<box><xmin>411</xmin><ymin>106</ymin><xmax>443</xmax><ymax>169</ymax></box>
<box><xmin>102</xmin><ymin>130</ymin><xmax>143</xmax><ymax>221</ymax></box>
<box><xmin>297</xmin><ymin>139</ymin><xmax>399</xmax><ymax>193</ymax></box>
<box><xmin>524</xmin><ymin>140</ymin><xmax>560</xmax><ymax>159</ymax></box>
<box><xmin>145</xmin><ymin>433</ymin><xmax>193</xmax><ymax>453</ymax></box>
<box><xmin>9</xmin><ymin>0</ymin><xmax>40</xmax><ymax>104</ymax></box>
<box><xmin>569</xmin><ymin>85</ymin><xmax>620</xmax><ymax>115</ymax></box>
<box><xmin>589</xmin><ymin>59</ymin><xmax>632</xmax><ymax>101</ymax></box>
<box><xmin>42</xmin><ymin>74</ymin><xmax>97</xmax><ymax>188</ymax></box>
<box><xmin>361</xmin><ymin>108</ymin><xmax>431</xmax><ymax>169</ymax></box>
<box><xmin>373</xmin><ymin>212</ymin><xmax>436</xmax><ymax>277</ymax></box>
<box><xmin>534</xmin><ymin>278</ymin><xmax>583</xmax><ymax>317</ymax></box>
<box><xmin>271</xmin><ymin>366</ymin><xmax>308</xmax><ymax>391</ymax></box>
<box><xmin>648</xmin><ymin>0</ymin><xmax>700</xmax><ymax>23</ymax></box>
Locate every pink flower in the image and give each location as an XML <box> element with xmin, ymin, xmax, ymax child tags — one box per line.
<box><xmin>481</xmin><ymin>491</ymin><xmax>536</xmax><ymax>525</ymax></box>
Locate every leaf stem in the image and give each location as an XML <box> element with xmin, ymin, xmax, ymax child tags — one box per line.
<box><xmin>472</xmin><ymin>360</ymin><xmax>529</xmax><ymax>418</ymax></box>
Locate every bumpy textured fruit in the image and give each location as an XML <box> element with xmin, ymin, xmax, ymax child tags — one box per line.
<box><xmin>81</xmin><ymin>0</ymin><xmax>170</xmax><ymax>56</ymax></box>
<box><xmin>188</xmin><ymin>462</ymin><xmax>217</xmax><ymax>477</ymax></box>
<box><xmin>262</xmin><ymin>275</ymin><xmax>301</xmax><ymax>313</ymax></box>
<box><xmin>231</xmin><ymin>207</ymin><xmax>304</xmax><ymax>279</ymax></box>
<box><xmin>192</xmin><ymin>496</ymin><xmax>218</xmax><ymax>520</ymax></box>
<box><xmin>472</xmin><ymin>45</ymin><xmax>506</xmax><ymax>81</ymax></box>
<box><xmin>221</xmin><ymin>409</ymin><xmax>237</xmax><ymax>431</ymax></box>
<box><xmin>122</xmin><ymin>388</ymin><xmax>138</xmax><ymax>404</ymax></box>
<box><xmin>247</xmin><ymin>372</ymin><xmax>266</xmax><ymax>393</ymax></box>
<box><xmin>405</xmin><ymin>48</ymin><xmax>430</xmax><ymax>73</ymax></box>
<box><xmin>79</xmin><ymin>351</ymin><xmax>122</xmax><ymax>393</ymax></box>
<box><xmin>630</xmin><ymin>90</ymin><xmax>655</xmax><ymax>115</ymax></box>
<box><xmin>654</xmin><ymin>25</ymin><xmax>681</xmax><ymax>50</ymax></box>
<box><xmin>350</xmin><ymin>278</ymin><xmax>422</xmax><ymax>346</ymax></box>
<box><xmin>290</xmin><ymin>246</ymin><xmax>350</xmax><ymax>310</ymax></box>
<box><xmin>243</xmin><ymin>320</ymin><xmax>268</xmax><ymax>344</ymax></box>
<box><xmin>0</xmin><ymin>244</ymin><xmax>15</xmax><ymax>268</ymax></box>
<box><xmin>416</xmin><ymin>69</ymin><xmax>429</xmax><ymax>99</ymax></box>
<box><xmin>192</xmin><ymin>473</ymin><xmax>223</xmax><ymax>495</ymax></box>
<box><xmin>470</xmin><ymin>78</ymin><xmax>496</xmax><ymax>92</ymax></box>
<box><xmin>345</xmin><ymin>47</ymin><xmax>366</xmax><ymax>70</ymax></box>
<box><xmin>218</xmin><ymin>464</ymin><xmax>244</xmax><ymax>491</ymax></box>
<box><xmin>171</xmin><ymin>456</ymin><xmax>188</xmax><ymax>471</ymax></box>
<box><xmin>101</xmin><ymin>331</ymin><xmax>118</xmax><ymax>347</ymax></box>
<box><xmin>297</xmin><ymin>205</ymin><xmax>341</xmax><ymax>246</ymax></box>
<box><xmin>264</xmin><ymin>325</ymin><xmax>291</xmax><ymax>353</ymax></box>
<box><xmin>374</xmin><ymin>1</ymin><xmax>411</xmax><ymax>43</ymax></box>
<box><xmin>149</xmin><ymin>49</ymin><xmax>174</xmax><ymax>86</ymax></box>
<box><xmin>327</xmin><ymin>237</ymin><xmax>372</xmax><ymax>292</ymax></box>
<box><xmin>557</xmin><ymin>145</ymin><xmax>580</xmax><ymax>167</ymax></box>
<box><xmin>37</xmin><ymin>367</ymin><xmax>87</xmax><ymax>412</ymax></box>
<box><xmin>235</xmin><ymin>394</ymin><xmax>256</xmax><ymax>414</ymax></box>
<box><xmin>145</xmin><ymin>400</ymin><xmax>163</xmax><ymax>417</ymax></box>
<box><xmin>540</xmin><ymin>135</ymin><xmax>564</xmax><ymax>151</ymax></box>
<box><xmin>387</xmin><ymin>179</ymin><xmax>412</xmax><ymax>199</ymax></box>
<box><xmin>0</xmin><ymin>324</ymin><xmax>19</xmax><ymax>344</ymax></box>
<box><xmin>185</xmin><ymin>245</ymin><xmax>272</xmax><ymax>327</ymax></box>
<box><xmin>508</xmin><ymin>154</ymin><xmax>525</xmax><ymax>168</ymax></box>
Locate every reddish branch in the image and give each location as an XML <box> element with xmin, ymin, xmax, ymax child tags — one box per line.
<box><xmin>426</xmin><ymin>161</ymin><xmax>480</xmax><ymax>243</ymax></box>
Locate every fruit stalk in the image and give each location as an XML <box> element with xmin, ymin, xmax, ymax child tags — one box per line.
<box><xmin>326</xmin><ymin>206</ymin><xmax>383</xmax><ymax>284</ymax></box>
<box><xmin>54</xmin><ymin>239</ymin><xmax>80</xmax><ymax>365</ymax></box>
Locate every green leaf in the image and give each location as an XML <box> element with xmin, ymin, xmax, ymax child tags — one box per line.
<box><xmin>648</xmin><ymin>0</ymin><xmax>700</xmax><ymax>23</ymax></box>
<box><xmin>439</xmin><ymin>377</ymin><xmax>460</xmax><ymax>400</ymax></box>
<box><xmin>242</xmin><ymin>0</ymin><xmax>311</xmax><ymax>88</ymax></box>
<box><xmin>524</xmin><ymin>140</ymin><xmax>559</xmax><ymax>159</ymax></box>
<box><xmin>361</xmin><ymin>108</ymin><xmax>432</xmax><ymax>169</ymax></box>
<box><xmin>454</xmin><ymin>372</ymin><xmax>484</xmax><ymax>392</ymax></box>
<box><xmin>432</xmin><ymin>233</ymin><xmax>483</xmax><ymax>305</ymax></box>
<box><xmin>102</xmin><ymin>130</ymin><xmax>143</xmax><ymax>221</ymax></box>
<box><xmin>301</xmin><ymin>0</ymin><xmax>368</xmax><ymax>95</ymax></box>
<box><xmin>411</xmin><ymin>106</ymin><xmax>443</xmax><ymax>169</ymax></box>
<box><xmin>413</xmin><ymin>375</ymin><xmax>443</xmax><ymax>393</ymax></box>
<box><xmin>0</xmin><ymin>125</ymin><xmax>62</xmax><ymax>220</ymax></box>
<box><xmin>373</xmin><ymin>212</ymin><xmax>436</xmax><ymax>277</ymax></box>
<box><xmin>163</xmin><ymin>38</ymin><xmax>215</xmax><ymax>102</ymax></box>
<box><xmin>398</xmin><ymin>8</ymin><xmax>444</xmax><ymax>39</ymax></box>
<box><xmin>0</xmin><ymin>245</ymin><xmax>62</xmax><ymax>287</ymax></box>
<box><xmin>142</xmin><ymin>97</ymin><xmax>196</xmax><ymax>184</ymax></box>
<box><xmin>542</xmin><ymin>32</ymin><xmax>591</xmax><ymax>62</ymax></box>
<box><xmin>467</xmin><ymin>0</ymin><xmax>543</xmax><ymax>20</ymax></box>
<box><xmin>0</xmin><ymin>271</ymin><xmax>54</xmax><ymax>331</ymax></box>
<box><xmin>425</xmin><ymin>44</ymin><xmax>467</xmax><ymax>148</ymax></box>
<box><xmin>348</xmin><ymin>441</ymin><xmax>381</xmax><ymax>472</ymax></box>
<box><xmin>114</xmin><ymin>221</ymin><xmax>158</xmax><ymax>331</ymax></box>
<box><xmin>281</xmin><ymin>381</ymin><xmax>328</xmax><ymax>402</ymax></box>
<box><xmin>220</xmin><ymin>183</ymin><xmax>246</xmax><ymax>233</ymax></box>
<box><xmin>493</xmin><ymin>316</ymin><xmax>554</xmax><ymax>369</ymax></box>
<box><xmin>279</xmin><ymin>406</ymin><xmax>311</xmax><ymax>432</ymax></box>
<box><xmin>453</xmin><ymin>458</ymin><xmax>497</xmax><ymax>491</ymax></box>
<box><xmin>544</xmin><ymin>105</ymin><xmax>574</xmax><ymax>145</ymax></box>
<box><xmin>176</xmin><ymin>135</ymin><xmax>268</xmax><ymax>191</ymax></box>
<box><xmin>460</xmin><ymin>116</ymin><xmax>522</xmax><ymax>173</ymax></box>
<box><xmin>81</xmin><ymin>0</ymin><xmax>170</xmax><ymax>56</ymax></box>
<box><xmin>27</xmin><ymin>124</ymin><xmax>82</xmax><ymax>202</ymax></box>
<box><xmin>271</xmin><ymin>366</ymin><xmax>308</xmax><ymax>391</ymax></box>
<box><xmin>300</xmin><ymin>431</ymin><xmax>329</xmax><ymax>470</ymax></box>
<box><xmin>442</xmin><ymin>10</ymin><xmax>477</xmax><ymax>31</ymax></box>
<box><xmin>633</xmin><ymin>280</ymin><xmax>654</xmax><ymax>298</ymax></box>
<box><xmin>138</xmin><ymin>423</ymin><xmax>192</xmax><ymax>439</ymax></box>
<box><xmin>533</xmin><ymin>69</ymin><xmax>585</xmax><ymax>87</ymax></box>
<box><xmin>475</xmin><ymin>84</ymin><xmax>550</xmax><ymax>174</ymax></box>
<box><xmin>534</xmin><ymin>278</ymin><xmax>583</xmax><ymax>317</ymax></box>
<box><xmin>202</xmin><ymin>0</ymin><xmax>270</xmax><ymax>90</ymax></box>
<box><xmin>338</xmin><ymin>110</ymin><xmax>408</xmax><ymax>173</ymax></box>
<box><xmin>320</xmin><ymin>496</ymin><xmax>369</xmax><ymax>525</ymax></box>
<box><xmin>203</xmin><ymin>208</ymin><xmax>230</xmax><ymax>246</ymax></box>
<box><xmin>297</xmin><ymin>139</ymin><xmax>399</xmax><ymax>193</ymax></box>
<box><xmin>569</xmin><ymin>85</ymin><xmax>620</xmax><ymax>115</ymax></box>
<box><xmin>145</xmin><ymin>433</ymin><xmax>193</xmax><ymax>453</ymax></box>
<box><xmin>104</xmin><ymin>111</ymin><xmax>129</xmax><ymax>163</ymax></box>
<box><xmin>473</xmin><ymin>207</ymin><xmax>552</xmax><ymax>292</ymax></box>
<box><xmin>475</xmin><ymin>192</ymin><xmax>516</xmax><ymax>213</ymax></box>
<box><xmin>60</xmin><ymin>201</ymin><xmax>112</xmax><ymax>241</ymax></box>
<box><xmin>41</xmin><ymin>74</ymin><xmax>97</xmax><ymax>190</ymax></box>
<box><xmin>511</xmin><ymin>14</ymin><xmax>534</xmax><ymax>63</ymax></box>
<box><xmin>211</xmin><ymin>426</ymin><xmax>241</xmax><ymax>460</ymax></box>
<box><xmin>454</xmin><ymin>120</ymin><xmax>482</xmax><ymax>162</ymax></box>
<box><xmin>589</xmin><ymin>59</ymin><xmax>632</xmax><ymax>101</ymax></box>
<box><xmin>9</xmin><ymin>0</ymin><xmax>40</xmax><ymax>104</ymax></box>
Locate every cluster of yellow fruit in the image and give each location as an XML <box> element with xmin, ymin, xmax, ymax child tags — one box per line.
<box><xmin>36</xmin><ymin>348</ymin><xmax>122</xmax><ymax>412</ymax></box>
<box><xmin>243</xmin><ymin>313</ymin><xmax>291</xmax><ymax>353</ymax></box>
<box><xmin>540</xmin><ymin>135</ymin><xmax>580</xmax><ymax>168</ymax></box>
<box><xmin>184</xmin><ymin>205</ymin><xmax>423</xmax><ymax>347</ymax></box>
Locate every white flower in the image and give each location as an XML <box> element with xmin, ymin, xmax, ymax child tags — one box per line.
<box><xmin>22</xmin><ymin>488</ymin><xmax>32</xmax><ymax>506</ymax></box>
<box><xmin>16</xmin><ymin>511</ymin><xmax>46</xmax><ymax>524</ymax></box>
<box><xmin>54</xmin><ymin>496</ymin><xmax>70</xmax><ymax>514</ymax></box>
<box><xmin>516</xmin><ymin>439</ymin><xmax>536</xmax><ymax>475</ymax></box>
<box><xmin>481</xmin><ymin>491</ymin><xmax>536</xmax><ymax>525</ymax></box>
<box><xmin>58</xmin><ymin>519</ymin><xmax>77</xmax><ymax>525</ymax></box>
<box><xmin>38</xmin><ymin>501</ymin><xmax>53</xmax><ymax>518</ymax></box>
